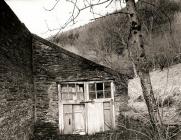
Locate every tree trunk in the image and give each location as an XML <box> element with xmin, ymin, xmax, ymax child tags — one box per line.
<box><xmin>125</xmin><ymin>0</ymin><xmax>166</xmax><ymax>139</ymax></box>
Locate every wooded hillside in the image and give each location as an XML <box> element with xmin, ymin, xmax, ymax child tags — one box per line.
<box><xmin>49</xmin><ymin>0</ymin><xmax>181</xmax><ymax>74</ymax></box>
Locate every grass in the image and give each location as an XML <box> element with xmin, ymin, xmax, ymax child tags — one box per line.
<box><xmin>128</xmin><ymin>63</ymin><xmax>181</xmax><ymax>124</ymax></box>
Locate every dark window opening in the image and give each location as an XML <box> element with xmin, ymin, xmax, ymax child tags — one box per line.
<box><xmin>97</xmin><ymin>91</ymin><xmax>103</xmax><ymax>98</ymax></box>
<box><xmin>96</xmin><ymin>83</ymin><xmax>103</xmax><ymax>91</ymax></box>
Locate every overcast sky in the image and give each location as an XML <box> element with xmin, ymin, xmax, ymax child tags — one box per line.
<box><xmin>5</xmin><ymin>0</ymin><xmax>125</xmax><ymax>38</ymax></box>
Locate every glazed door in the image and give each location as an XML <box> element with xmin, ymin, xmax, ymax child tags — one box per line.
<box><xmin>63</xmin><ymin>105</ymin><xmax>73</xmax><ymax>134</ymax></box>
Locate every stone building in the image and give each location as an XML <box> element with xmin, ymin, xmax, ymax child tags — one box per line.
<box><xmin>0</xmin><ymin>0</ymin><xmax>130</xmax><ymax>139</ymax></box>
<box><xmin>33</xmin><ymin>35</ymin><xmax>129</xmax><ymax>136</ymax></box>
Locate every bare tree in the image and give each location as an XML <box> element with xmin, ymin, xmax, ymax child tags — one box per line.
<box><xmin>125</xmin><ymin>0</ymin><xmax>166</xmax><ymax>139</ymax></box>
<box><xmin>45</xmin><ymin>0</ymin><xmax>181</xmax><ymax>139</ymax></box>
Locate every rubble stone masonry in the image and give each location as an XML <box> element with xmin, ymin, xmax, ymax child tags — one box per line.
<box><xmin>0</xmin><ymin>1</ymin><xmax>34</xmax><ymax>139</ymax></box>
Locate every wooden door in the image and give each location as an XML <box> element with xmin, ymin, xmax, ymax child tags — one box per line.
<box><xmin>63</xmin><ymin>105</ymin><xmax>73</xmax><ymax>134</ymax></box>
<box><xmin>73</xmin><ymin>104</ymin><xmax>85</xmax><ymax>134</ymax></box>
<box><xmin>87</xmin><ymin>102</ymin><xmax>104</xmax><ymax>134</ymax></box>
<box><xmin>103</xmin><ymin>102</ymin><xmax>112</xmax><ymax>131</ymax></box>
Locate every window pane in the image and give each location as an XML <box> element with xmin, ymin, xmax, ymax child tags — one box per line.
<box><xmin>97</xmin><ymin>91</ymin><xmax>103</xmax><ymax>98</ymax></box>
<box><xmin>76</xmin><ymin>84</ymin><xmax>84</xmax><ymax>93</ymax></box>
<box><xmin>96</xmin><ymin>83</ymin><xmax>103</xmax><ymax>91</ymax></box>
<box><xmin>77</xmin><ymin>92</ymin><xmax>84</xmax><ymax>100</ymax></box>
<box><xmin>104</xmin><ymin>82</ymin><xmax>111</xmax><ymax>91</ymax></box>
<box><xmin>76</xmin><ymin>84</ymin><xmax>84</xmax><ymax>100</ymax></box>
<box><xmin>105</xmin><ymin>91</ymin><xmax>111</xmax><ymax>98</ymax></box>
<box><xmin>69</xmin><ymin>84</ymin><xmax>76</xmax><ymax>92</ymax></box>
<box><xmin>89</xmin><ymin>91</ymin><xmax>96</xmax><ymax>100</ymax></box>
<box><xmin>89</xmin><ymin>83</ymin><xmax>95</xmax><ymax>91</ymax></box>
<box><xmin>69</xmin><ymin>92</ymin><xmax>75</xmax><ymax>100</ymax></box>
<box><xmin>61</xmin><ymin>84</ymin><xmax>68</xmax><ymax>92</ymax></box>
<box><xmin>62</xmin><ymin>92</ymin><xmax>69</xmax><ymax>100</ymax></box>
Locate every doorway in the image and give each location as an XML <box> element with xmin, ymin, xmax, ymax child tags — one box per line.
<box><xmin>63</xmin><ymin>104</ymin><xmax>85</xmax><ymax>134</ymax></box>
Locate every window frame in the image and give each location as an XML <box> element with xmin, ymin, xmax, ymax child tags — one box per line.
<box><xmin>60</xmin><ymin>82</ymin><xmax>85</xmax><ymax>101</ymax></box>
<box><xmin>88</xmin><ymin>81</ymin><xmax>112</xmax><ymax>100</ymax></box>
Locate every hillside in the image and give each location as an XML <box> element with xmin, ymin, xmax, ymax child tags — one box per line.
<box><xmin>49</xmin><ymin>0</ymin><xmax>181</xmax><ymax>75</ymax></box>
<box><xmin>128</xmin><ymin>63</ymin><xmax>181</xmax><ymax>124</ymax></box>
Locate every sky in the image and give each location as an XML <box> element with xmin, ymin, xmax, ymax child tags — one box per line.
<box><xmin>5</xmin><ymin>0</ymin><xmax>125</xmax><ymax>38</ymax></box>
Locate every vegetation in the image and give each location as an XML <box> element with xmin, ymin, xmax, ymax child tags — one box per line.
<box><xmin>48</xmin><ymin>0</ymin><xmax>181</xmax><ymax>139</ymax></box>
<box><xmin>49</xmin><ymin>0</ymin><xmax>181</xmax><ymax>75</ymax></box>
<box><xmin>128</xmin><ymin>63</ymin><xmax>181</xmax><ymax>140</ymax></box>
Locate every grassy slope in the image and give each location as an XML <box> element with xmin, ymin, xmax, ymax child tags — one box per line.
<box><xmin>128</xmin><ymin>63</ymin><xmax>181</xmax><ymax>124</ymax></box>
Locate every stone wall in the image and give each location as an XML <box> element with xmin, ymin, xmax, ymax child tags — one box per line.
<box><xmin>0</xmin><ymin>1</ymin><xmax>33</xmax><ymax>139</ymax></box>
<box><xmin>32</xmin><ymin>35</ymin><xmax>129</xmax><ymax>138</ymax></box>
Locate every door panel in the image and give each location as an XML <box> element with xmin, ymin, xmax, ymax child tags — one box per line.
<box><xmin>103</xmin><ymin>102</ymin><xmax>112</xmax><ymax>131</ymax></box>
<box><xmin>63</xmin><ymin>105</ymin><xmax>73</xmax><ymax>134</ymax></box>
<box><xmin>63</xmin><ymin>104</ymin><xmax>85</xmax><ymax>134</ymax></box>
<box><xmin>87</xmin><ymin>103</ymin><xmax>104</xmax><ymax>134</ymax></box>
<box><xmin>73</xmin><ymin>105</ymin><xmax>85</xmax><ymax>134</ymax></box>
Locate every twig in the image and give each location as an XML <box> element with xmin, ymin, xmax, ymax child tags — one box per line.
<box><xmin>118</xmin><ymin>124</ymin><xmax>152</xmax><ymax>140</ymax></box>
<box><xmin>44</xmin><ymin>0</ymin><xmax>60</xmax><ymax>11</ymax></box>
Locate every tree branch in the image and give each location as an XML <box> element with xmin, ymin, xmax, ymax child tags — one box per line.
<box><xmin>44</xmin><ymin>0</ymin><xmax>60</xmax><ymax>11</ymax></box>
